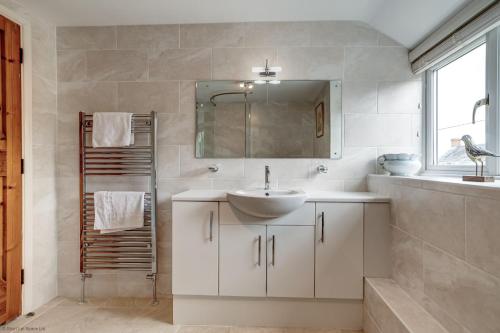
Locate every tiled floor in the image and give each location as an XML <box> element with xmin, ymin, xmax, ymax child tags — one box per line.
<box><xmin>1</xmin><ymin>297</ymin><xmax>363</xmax><ymax>333</ymax></box>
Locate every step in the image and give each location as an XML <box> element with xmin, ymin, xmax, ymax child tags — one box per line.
<box><xmin>364</xmin><ymin>278</ymin><xmax>448</xmax><ymax>333</ymax></box>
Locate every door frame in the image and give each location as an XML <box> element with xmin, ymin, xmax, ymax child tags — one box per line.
<box><xmin>0</xmin><ymin>4</ymin><xmax>34</xmax><ymax>314</ymax></box>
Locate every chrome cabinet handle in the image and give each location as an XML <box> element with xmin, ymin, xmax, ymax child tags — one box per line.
<box><xmin>271</xmin><ymin>235</ymin><xmax>275</xmax><ymax>266</ymax></box>
<box><xmin>258</xmin><ymin>235</ymin><xmax>262</xmax><ymax>266</ymax></box>
<box><xmin>209</xmin><ymin>211</ymin><xmax>214</xmax><ymax>242</ymax></box>
<box><xmin>321</xmin><ymin>212</ymin><xmax>325</xmax><ymax>243</ymax></box>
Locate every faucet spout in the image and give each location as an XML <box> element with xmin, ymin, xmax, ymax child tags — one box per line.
<box><xmin>265</xmin><ymin>165</ymin><xmax>270</xmax><ymax>190</ymax></box>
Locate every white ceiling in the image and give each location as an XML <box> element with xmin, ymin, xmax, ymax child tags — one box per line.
<box><xmin>16</xmin><ymin>0</ymin><xmax>470</xmax><ymax>47</ymax></box>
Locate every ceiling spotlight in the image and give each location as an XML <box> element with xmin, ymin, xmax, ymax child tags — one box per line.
<box><xmin>239</xmin><ymin>81</ymin><xmax>254</xmax><ymax>89</ymax></box>
<box><xmin>254</xmin><ymin>80</ymin><xmax>267</xmax><ymax>85</ymax></box>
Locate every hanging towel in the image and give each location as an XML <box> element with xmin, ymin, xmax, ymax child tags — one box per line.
<box><xmin>94</xmin><ymin>191</ymin><xmax>145</xmax><ymax>234</ymax></box>
<box><xmin>92</xmin><ymin>112</ymin><xmax>134</xmax><ymax>147</ymax></box>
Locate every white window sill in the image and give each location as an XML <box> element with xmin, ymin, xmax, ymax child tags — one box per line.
<box><xmin>368</xmin><ymin>173</ymin><xmax>500</xmax><ymax>200</ymax></box>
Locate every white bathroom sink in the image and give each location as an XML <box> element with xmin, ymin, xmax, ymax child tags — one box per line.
<box><xmin>227</xmin><ymin>189</ymin><xmax>307</xmax><ymax>218</ymax></box>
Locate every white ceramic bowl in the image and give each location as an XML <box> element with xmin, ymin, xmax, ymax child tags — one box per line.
<box><xmin>382</xmin><ymin>159</ymin><xmax>421</xmax><ymax>176</ymax></box>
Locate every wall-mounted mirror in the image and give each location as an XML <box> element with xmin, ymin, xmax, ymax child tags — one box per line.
<box><xmin>195</xmin><ymin>80</ymin><xmax>342</xmax><ymax>159</ymax></box>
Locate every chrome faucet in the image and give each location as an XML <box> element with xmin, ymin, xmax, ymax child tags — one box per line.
<box><xmin>265</xmin><ymin>165</ymin><xmax>270</xmax><ymax>190</ymax></box>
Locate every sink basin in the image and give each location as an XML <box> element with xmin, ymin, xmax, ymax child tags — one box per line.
<box><xmin>227</xmin><ymin>189</ymin><xmax>307</xmax><ymax>218</ymax></box>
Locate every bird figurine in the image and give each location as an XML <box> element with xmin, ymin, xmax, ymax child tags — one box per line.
<box><xmin>461</xmin><ymin>134</ymin><xmax>500</xmax><ymax>177</ymax></box>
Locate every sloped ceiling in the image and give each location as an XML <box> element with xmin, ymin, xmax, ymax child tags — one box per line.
<box><xmin>15</xmin><ymin>0</ymin><xmax>470</xmax><ymax>47</ymax></box>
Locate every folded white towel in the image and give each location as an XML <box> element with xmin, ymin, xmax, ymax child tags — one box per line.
<box><xmin>92</xmin><ymin>112</ymin><xmax>134</xmax><ymax>147</ymax></box>
<box><xmin>94</xmin><ymin>191</ymin><xmax>144</xmax><ymax>234</ymax></box>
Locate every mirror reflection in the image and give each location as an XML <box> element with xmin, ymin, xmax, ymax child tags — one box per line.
<box><xmin>195</xmin><ymin>80</ymin><xmax>341</xmax><ymax>159</ymax></box>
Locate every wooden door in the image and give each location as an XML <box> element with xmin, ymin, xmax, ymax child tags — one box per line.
<box><xmin>266</xmin><ymin>225</ymin><xmax>314</xmax><ymax>298</ymax></box>
<box><xmin>315</xmin><ymin>203</ymin><xmax>363</xmax><ymax>299</ymax></box>
<box><xmin>219</xmin><ymin>224</ymin><xmax>266</xmax><ymax>297</ymax></box>
<box><xmin>0</xmin><ymin>15</ymin><xmax>22</xmax><ymax>323</ymax></box>
<box><xmin>172</xmin><ymin>201</ymin><xmax>218</xmax><ymax>296</ymax></box>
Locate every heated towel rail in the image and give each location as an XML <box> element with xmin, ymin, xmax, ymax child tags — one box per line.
<box><xmin>79</xmin><ymin>111</ymin><xmax>158</xmax><ymax>303</ymax></box>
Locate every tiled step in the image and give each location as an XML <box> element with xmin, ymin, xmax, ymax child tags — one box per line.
<box><xmin>364</xmin><ymin>278</ymin><xmax>448</xmax><ymax>333</ymax></box>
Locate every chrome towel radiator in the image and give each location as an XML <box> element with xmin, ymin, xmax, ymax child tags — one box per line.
<box><xmin>79</xmin><ymin>111</ymin><xmax>158</xmax><ymax>303</ymax></box>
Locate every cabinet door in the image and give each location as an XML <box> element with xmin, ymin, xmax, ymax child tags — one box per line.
<box><xmin>172</xmin><ymin>201</ymin><xmax>219</xmax><ymax>296</ymax></box>
<box><xmin>219</xmin><ymin>225</ymin><xmax>266</xmax><ymax>297</ymax></box>
<box><xmin>315</xmin><ymin>203</ymin><xmax>363</xmax><ymax>299</ymax></box>
<box><xmin>267</xmin><ymin>225</ymin><xmax>314</xmax><ymax>298</ymax></box>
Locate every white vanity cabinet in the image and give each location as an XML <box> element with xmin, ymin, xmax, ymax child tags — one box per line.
<box><xmin>171</xmin><ymin>190</ymin><xmax>391</xmax><ymax>328</ymax></box>
<box><xmin>315</xmin><ymin>203</ymin><xmax>363</xmax><ymax>299</ymax></box>
<box><xmin>172</xmin><ymin>201</ymin><xmax>219</xmax><ymax>296</ymax></box>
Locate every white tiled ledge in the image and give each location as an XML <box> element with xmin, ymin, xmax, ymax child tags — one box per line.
<box><xmin>368</xmin><ymin>174</ymin><xmax>500</xmax><ymax>200</ymax></box>
<box><xmin>171</xmin><ymin>190</ymin><xmax>390</xmax><ymax>203</ymax></box>
<box><xmin>364</xmin><ymin>278</ymin><xmax>447</xmax><ymax>333</ymax></box>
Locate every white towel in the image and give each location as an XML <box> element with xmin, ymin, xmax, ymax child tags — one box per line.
<box><xmin>92</xmin><ymin>112</ymin><xmax>134</xmax><ymax>147</ymax></box>
<box><xmin>94</xmin><ymin>191</ymin><xmax>145</xmax><ymax>234</ymax></box>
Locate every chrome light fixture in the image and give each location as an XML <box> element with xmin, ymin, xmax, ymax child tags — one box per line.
<box><xmin>252</xmin><ymin>59</ymin><xmax>282</xmax><ymax>85</ymax></box>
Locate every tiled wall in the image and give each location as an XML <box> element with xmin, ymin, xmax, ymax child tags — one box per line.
<box><xmin>0</xmin><ymin>0</ymin><xmax>58</xmax><ymax>310</ymax></box>
<box><xmin>368</xmin><ymin>175</ymin><xmax>500</xmax><ymax>333</ymax></box>
<box><xmin>56</xmin><ymin>21</ymin><xmax>422</xmax><ymax>297</ymax></box>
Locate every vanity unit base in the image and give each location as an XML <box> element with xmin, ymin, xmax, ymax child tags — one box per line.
<box><xmin>172</xmin><ymin>296</ymin><xmax>362</xmax><ymax>329</ymax></box>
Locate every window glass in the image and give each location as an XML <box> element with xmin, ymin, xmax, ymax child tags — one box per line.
<box><xmin>435</xmin><ymin>43</ymin><xmax>486</xmax><ymax>165</ymax></box>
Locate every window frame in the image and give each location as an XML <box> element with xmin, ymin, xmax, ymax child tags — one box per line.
<box><xmin>425</xmin><ymin>29</ymin><xmax>500</xmax><ymax>175</ymax></box>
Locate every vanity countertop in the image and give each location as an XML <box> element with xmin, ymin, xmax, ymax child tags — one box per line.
<box><xmin>171</xmin><ymin>190</ymin><xmax>390</xmax><ymax>203</ymax></box>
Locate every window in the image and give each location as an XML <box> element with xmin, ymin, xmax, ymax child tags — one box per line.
<box><xmin>426</xmin><ymin>28</ymin><xmax>500</xmax><ymax>174</ymax></box>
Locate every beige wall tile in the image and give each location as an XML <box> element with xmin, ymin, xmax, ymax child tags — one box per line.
<box><xmin>396</xmin><ymin>187</ymin><xmax>465</xmax><ymax>258</ymax></box>
<box><xmin>149</xmin><ymin>48</ymin><xmax>211</xmax><ymax>80</ymax></box>
<box><xmin>310</xmin><ymin>147</ymin><xmax>377</xmax><ymax>180</ymax></box>
<box><xmin>117</xmin><ymin>25</ymin><xmax>179</xmax><ymax>53</ymax></box>
<box><xmin>180</xmin><ymin>81</ymin><xmax>196</xmax><ymax>114</ymax></box>
<box><xmin>309</xmin><ymin>21</ymin><xmax>378</xmax><ymax>46</ymax></box>
<box><xmin>57</xmin><ymin>50</ymin><xmax>86</xmax><ymax>82</ymax></box>
<box><xmin>345</xmin><ymin>47</ymin><xmax>413</xmax><ymax>81</ymax></box>
<box><xmin>181</xmin><ymin>23</ymin><xmax>245</xmax><ymax>48</ymax></box>
<box><xmin>157</xmin><ymin>112</ymin><xmax>195</xmax><ymax>146</ymax></box>
<box><xmin>57</xmin><ymin>26</ymin><xmax>116</xmax><ymax>50</ymax></box>
<box><xmin>378</xmin><ymin>81</ymin><xmax>422</xmax><ymax>114</ymax></box>
<box><xmin>344</xmin><ymin>114</ymin><xmax>412</xmax><ymax>147</ymax></box>
<box><xmin>466</xmin><ymin>196</ymin><xmax>500</xmax><ymax>278</ymax></box>
<box><xmin>56</xmin><ymin>145</ymin><xmax>78</xmax><ymax>178</ymax></box>
<box><xmin>212</xmin><ymin>47</ymin><xmax>275</xmax><ymax>79</ymax></box>
<box><xmin>87</xmin><ymin>50</ymin><xmax>147</xmax><ymax>81</ymax></box>
<box><xmin>58</xmin><ymin>241</ymin><xmax>80</xmax><ymax>275</ymax></box>
<box><xmin>391</xmin><ymin>227</ymin><xmax>424</xmax><ymax>298</ymax></box>
<box><xmin>342</xmin><ymin>81</ymin><xmax>377</xmax><ymax>114</ymax></box>
<box><xmin>57</xmin><ymin>113</ymin><xmax>80</xmax><ymax>145</ymax></box>
<box><xmin>245</xmin><ymin>22</ymin><xmax>312</xmax><ymax>47</ymax></box>
<box><xmin>278</xmin><ymin>47</ymin><xmax>343</xmax><ymax>79</ymax></box>
<box><xmin>179</xmin><ymin>145</ymin><xmax>245</xmax><ymax>179</ymax></box>
<box><xmin>158</xmin><ymin>145</ymin><xmax>181</xmax><ymax>179</ymax></box>
<box><xmin>33</xmin><ymin>113</ymin><xmax>56</xmax><ymax>145</ymax></box>
<box><xmin>118</xmin><ymin>81</ymin><xmax>180</xmax><ymax>114</ymax></box>
<box><xmin>157</xmin><ymin>179</ymin><xmax>213</xmax><ymax>210</ymax></box>
<box><xmin>33</xmin><ymin>145</ymin><xmax>56</xmax><ymax>179</ymax></box>
<box><xmin>33</xmin><ymin>74</ymin><xmax>57</xmax><ymax>114</ymax></box>
<box><xmin>423</xmin><ymin>244</ymin><xmax>500</xmax><ymax>333</ymax></box>
<box><xmin>58</xmin><ymin>81</ymin><xmax>118</xmax><ymax>114</ymax></box>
